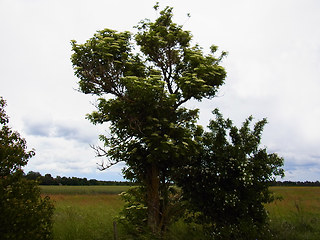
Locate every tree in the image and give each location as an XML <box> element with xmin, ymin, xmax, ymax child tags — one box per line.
<box><xmin>0</xmin><ymin>97</ymin><xmax>54</xmax><ymax>240</ymax></box>
<box><xmin>71</xmin><ymin>5</ymin><xmax>226</xmax><ymax>234</ymax></box>
<box><xmin>25</xmin><ymin>171</ymin><xmax>42</xmax><ymax>181</ymax></box>
<box><xmin>177</xmin><ymin>109</ymin><xmax>284</xmax><ymax>239</ymax></box>
<box><xmin>42</xmin><ymin>173</ymin><xmax>55</xmax><ymax>185</ymax></box>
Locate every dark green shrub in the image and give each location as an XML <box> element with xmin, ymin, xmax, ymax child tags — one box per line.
<box><xmin>177</xmin><ymin>109</ymin><xmax>284</xmax><ymax>240</ymax></box>
<box><xmin>0</xmin><ymin>97</ymin><xmax>54</xmax><ymax>240</ymax></box>
<box><xmin>0</xmin><ymin>171</ymin><xmax>54</xmax><ymax>240</ymax></box>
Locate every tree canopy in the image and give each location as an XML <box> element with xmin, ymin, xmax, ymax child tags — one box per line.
<box><xmin>72</xmin><ymin>6</ymin><xmax>226</xmax><ymax>234</ymax></box>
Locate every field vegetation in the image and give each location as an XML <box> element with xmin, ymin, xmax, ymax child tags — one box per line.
<box><xmin>40</xmin><ymin>185</ymin><xmax>130</xmax><ymax>195</ymax></box>
<box><xmin>43</xmin><ymin>185</ymin><xmax>320</xmax><ymax>240</ymax></box>
<box><xmin>41</xmin><ymin>186</ymin><xmax>126</xmax><ymax>240</ymax></box>
<box><xmin>51</xmin><ymin>194</ymin><xmax>122</xmax><ymax>240</ymax></box>
<box><xmin>266</xmin><ymin>186</ymin><xmax>320</xmax><ymax>240</ymax></box>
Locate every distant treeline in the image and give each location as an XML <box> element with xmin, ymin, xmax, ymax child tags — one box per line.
<box><xmin>24</xmin><ymin>171</ymin><xmax>132</xmax><ymax>186</ymax></box>
<box><xmin>271</xmin><ymin>181</ymin><xmax>320</xmax><ymax>187</ymax></box>
<box><xmin>24</xmin><ymin>171</ymin><xmax>320</xmax><ymax>187</ymax></box>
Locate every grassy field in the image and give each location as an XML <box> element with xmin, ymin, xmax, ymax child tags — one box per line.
<box><xmin>52</xmin><ymin>194</ymin><xmax>123</xmax><ymax>240</ymax></box>
<box><xmin>42</xmin><ymin>186</ymin><xmax>129</xmax><ymax>240</ymax></box>
<box><xmin>40</xmin><ymin>185</ymin><xmax>130</xmax><ymax>195</ymax></box>
<box><xmin>42</xmin><ymin>186</ymin><xmax>320</xmax><ymax>240</ymax></box>
<box><xmin>266</xmin><ymin>186</ymin><xmax>320</xmax><ymax>240</ymax></box>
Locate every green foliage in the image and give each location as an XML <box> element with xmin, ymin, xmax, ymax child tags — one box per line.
<box><xmin>118</xmin><ymin>186</ymin><xmax>185</xmax><ymax>238</ymax></box>
<box><xmin>71</xmin><ymin>29</ymin><xmax>136</xmax><ymax>96</ymax></box>
<box><xmin>135</xmin><ymin>6</ymin><xmax>226</xmax><ymax>103</ymax></box>
<box><xmin>178</xmin><ymin>109</ymin><xmax>284</xmax><ymax>239</ymax></box>
<box><xmin>0</xmin><ymin>97</ymin><xmax>54</xmax><ymax>240</ymax></box>
<box><xmin>118</xmin><ymin>187</ymin><xmax>150</xmax><ymax>238</ymax></box>
<box><xmin>0</xmin><ymin>172</ymin><xmax>54</xmax><ymax>240</ymax></box>
<box><xmin>71</xmin><ymin>4</ymin><xmax>226</xmax><ymax>234</ymax></box>
<box><xmin>71</xmin><ymin>4</ymin><xmax>226</xmax><ymax>175</ymax></box>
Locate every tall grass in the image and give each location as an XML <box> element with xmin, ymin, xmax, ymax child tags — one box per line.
<box><xmin>42</xmin><ymin>186</ymin><xmax>320</xmax><ymax>240</ymax></box>
<box><xmin>40</xmin><ymin>186</ymin><xmax>128</xmax><ymax>240</ymax></box>
<box><xmin>40</xmin><ymin>185</ymin><xmax>130</xmax><ymax>195</ymax></box>
<box><xmin>267</xmin><ymin>187</ymin><xmax>320</xmax><ymax>240</ymax></box>
<box><xmin>51</xmin><ymin>194</ymin><xmax>123</xmax><ymax>240</ymax></box>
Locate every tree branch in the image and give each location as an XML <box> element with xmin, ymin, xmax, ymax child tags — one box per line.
<box><xmin>90</xmin><ymin>144</ymin><xmax>120</xmax><ymax>171</ymax></box>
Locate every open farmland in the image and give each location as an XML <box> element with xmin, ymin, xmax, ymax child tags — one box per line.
<box><xmin>40</xmin><ymin>185</ymin><xmax>130</xmax><ymax>195</ymax></box>
<box><xmin>41</xmin><ymin>186</ymin><xmax>129</xmax><ymax>240</ymax></box>
<box><xmin>266</xmin><ymin>186</ymin><xmax>320</xmax><ymax>240</ymax></box>
<box><xmin>42</xmin><ymin>186</ymin><xmax>320</xmax><ymax>240</ymax></box>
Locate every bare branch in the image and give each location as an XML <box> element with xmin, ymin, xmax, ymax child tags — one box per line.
<box><xmin>90</xmin><ymin>144</ymin><xmax>120</xmax><ymax>171</ymax></box>
<box><xmin>97</xmin><ymin>159</ymin><xmax>119</xmax><ymax>171</ymax></box>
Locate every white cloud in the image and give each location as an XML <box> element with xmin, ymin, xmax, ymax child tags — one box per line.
<box><xmin>1</xmin><ymin>0</ymin><xmax>320</xmax><ymax>181</ymax></box>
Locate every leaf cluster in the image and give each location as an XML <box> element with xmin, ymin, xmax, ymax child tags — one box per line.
<box><xmin>135</xmin><ymin>6</ymin><xmax>227</xmax><ymax>104</ymax></box>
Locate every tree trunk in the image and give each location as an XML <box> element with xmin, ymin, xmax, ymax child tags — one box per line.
<box><xmin>146</xmin><ymin>162</ymin><xmax>160</xmax><ymax>234</ymax></box>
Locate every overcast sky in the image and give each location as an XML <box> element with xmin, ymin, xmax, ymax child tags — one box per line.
<box><xmin>1</xmin><ymin>0</ymin><xmax>320</xmax><ymax>181</ymax></box>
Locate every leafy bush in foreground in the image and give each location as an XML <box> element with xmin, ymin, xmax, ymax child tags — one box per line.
<box><xmin>0</xmin><ymin>97</ymin><xmax>54</xmax><ymax>240</ymax></box>
<box><xmin>177</xmin><ymin>109</ymin><xmax>284</xmax><ymax>239</ymax></box>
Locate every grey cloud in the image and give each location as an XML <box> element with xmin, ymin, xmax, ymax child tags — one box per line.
<box><xmin>53</xmin><ymin>124</ymin><xmax>86</xmax><ymax>142</ymax></box>
<box><xmin>52</xmin><ymin>121</ymin><xmax>102</xmax><ymax>144</ymax></box>
<box><xmin>23</xmin><ymin>118</ymin><xmax>100</xmax><ymax>144</ymax></box>
<box><xmin>311</xmin><ymin>155</ymin><xmax>320</xmax><ymax>160</ymax></box>
<box><xmin>24</xmin><ymin>120</ymin><xmax>52</xmax><ymax>137</ymax></box>
<box><xmin>284</xmin><ymin>161</ymin><xmax>318</xmax><ymax>171</ymax></box>
<box><xmin>281</xmin><ymin>153</ymin><xmax>320</xmax><ymax>181</ymax></box>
